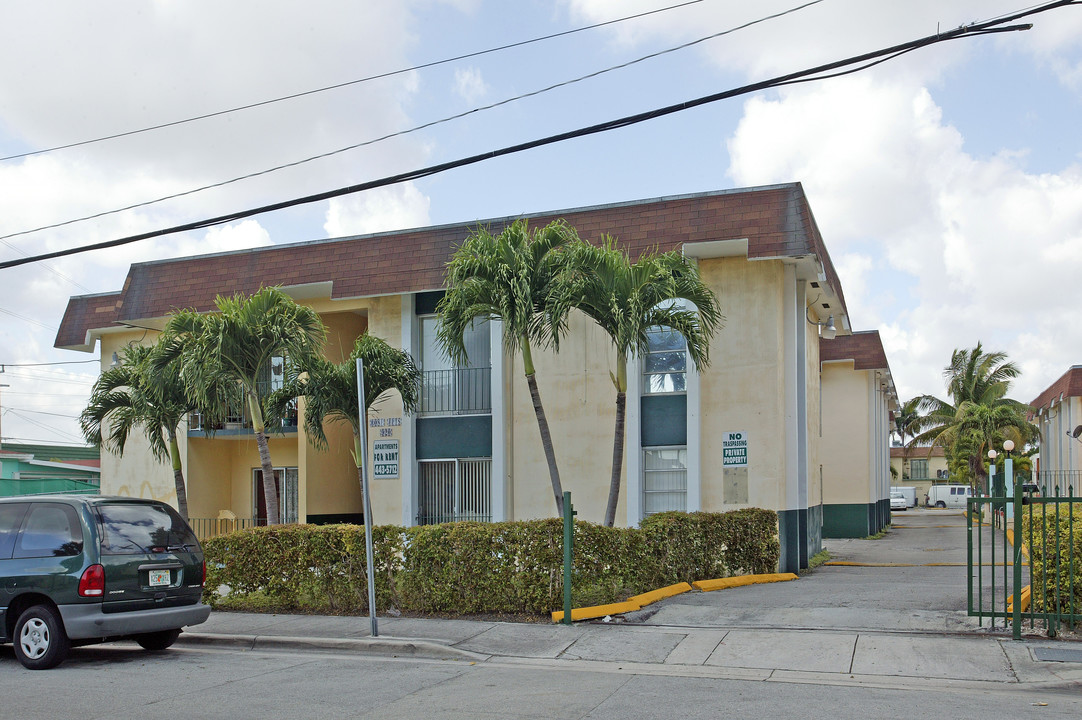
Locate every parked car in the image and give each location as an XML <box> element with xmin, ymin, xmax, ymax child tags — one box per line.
<box><xmin>890</xmin><ymin>491</ymin><xmax>907</xmax><ymax>511</ymax></box>
<box><xmin>893</xmin><ymin>486</ymin><xmax>917</xmax><ymax>508</ymax></box>
<box><xmin>0</xmin><ymin>495</ymin><xmax>210</xmax><ymax>669</ymax></box>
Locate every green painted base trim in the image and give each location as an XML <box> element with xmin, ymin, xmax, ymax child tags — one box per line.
<box><xmin>823</xmin><ymin>503</ymin><xmax>874</xmax><ymax>538</ymax></box>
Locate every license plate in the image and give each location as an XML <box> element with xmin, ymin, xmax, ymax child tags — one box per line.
<box><xmin>148</xmin><ymin>570</ymin><xmax>171</xmax><ymax>587</ymax></box>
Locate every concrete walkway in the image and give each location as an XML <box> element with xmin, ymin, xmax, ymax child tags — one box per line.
<box><xmin>181</xmin><ymin>509</ymin><xmax>1082</xmax><ymax>691</ymax></box>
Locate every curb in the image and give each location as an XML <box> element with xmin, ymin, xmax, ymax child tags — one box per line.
<box><xmin>177</xmin><ymin>631</ymin><xmax>488</xmax><ymax>662</ymax></box>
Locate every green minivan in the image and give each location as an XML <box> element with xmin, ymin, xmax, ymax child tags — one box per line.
<box><xmin>1</xmin><ymin>495</ymin><xmax>211</xmax><ymax>669</ymax></box>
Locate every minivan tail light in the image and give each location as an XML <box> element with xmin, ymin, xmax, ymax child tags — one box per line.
<box><xmin>202</xmin><ymin>560</ymin><xmax>206</xmax><ymax>587</ymax></box>
<box><xmin>79</xmin><ymin>564</ymin><xmax>105</xmax><ymax>597</ymax></box>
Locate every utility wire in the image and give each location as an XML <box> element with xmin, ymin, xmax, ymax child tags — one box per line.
<box><xmin>0</xmin><ymin>359</ymin><xmax>99</xmax><ymax>367</ymax></box>
<box><xmin>0</xmin><ymin>0</ymin><xmax>709</xmax><ymax>163</ymax></box>
<box><xmin>0</xmin><ymin>0</ymin><xmax>824</xmax><ymax>244</ymax></box>
<box><xmin>0</xmin><ymin>1</ymin><xmax>1072</xmax><ymax>271</ymax></box>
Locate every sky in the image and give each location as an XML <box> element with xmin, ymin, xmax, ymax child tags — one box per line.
<box><xmin>1</xmin><ymin>0</ymin><xmax>1081</xmax><ymax>447</ymax></box>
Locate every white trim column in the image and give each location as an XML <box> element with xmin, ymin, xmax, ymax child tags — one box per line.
<box><xmin>625</xmin><ymin>353</ymin><xmax>642</xmax><ymax>526</ymax></box>
<box><xmin>686</xmin><ymin>356</ymin><xmax>701</xmax><ymax>513</ymax></box>
<box><xmin>490</xmin><ymin>318</ymin><xmax>508</xmax><ymax>522</ymax></box>
<box><xmin>400</xmin><ymin>294</ymin><xmax>417</xmax><ymax>526</ymax></box>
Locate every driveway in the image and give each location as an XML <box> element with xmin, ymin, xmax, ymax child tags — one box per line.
<box><xmin>631</xmin><ymin>508</ymin><xmax>988</xmax><ymax>633</ymax></box>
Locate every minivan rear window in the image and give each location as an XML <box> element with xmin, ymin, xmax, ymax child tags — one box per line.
<box><xmin>97</xmin><ymin>503</ymin><xmax>200</xmax><ymax>555</ymax></box>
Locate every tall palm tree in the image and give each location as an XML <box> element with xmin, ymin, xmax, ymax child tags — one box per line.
<box><xmin>157</xmin><ymin>286</ymin><xmax>325</xmax><ymax>525</ymax></box>
<box><xmin>267</xmin><ymin>333</ymin><xmax>420</xmax><ymax>524</ymax></box>
<box><xmin>436</xmin><ymin>218</ymin><xmax>579</xmax><ymax>514</ymax></box>
<box><xmin>892</xmin><ymin>397</ymin><xmax>921</xmax><ymax>480</ymax></box>
<box><xmin>80</xmin><ymin>342</ymin><xmax>211</xmax><ymax>520</ymax></box>
<box><xmin>910</xmin><ymin>343</ymin><xmax>1036</xmax><ymax>492</ymax></box>
<box><xmin>559</xmin><ymin>238</ymin><xmax>722</xmax><ymax>527</ymax></box>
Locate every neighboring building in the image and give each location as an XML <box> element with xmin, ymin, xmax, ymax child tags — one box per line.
<box><xmin>0</xmin><ymin>443</ymin><xmax>100</xmax><ymax>496</ymax></box>
<box><xmin>1030</xmin><ymin>366</ymin><xmax>1082</xmax><ymax>482</ymax></box>
<box><xmin>56</xmin><ymin>183</ymin><xmax>877</xmax><ymax>572</ymax></box>
<box><xmin>819</xmin><ymin>331</ymin><xmax>898</xmax><ymax>537</ymax></box>
<box><xmin>889</xmin><ymin>445</ymin><xmax>949</xmax><ymax>504</ymax></box>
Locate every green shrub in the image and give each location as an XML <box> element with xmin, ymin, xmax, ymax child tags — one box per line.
<box><xmin>1021</xmin><ymin>503</ymin><xmax>1082</xmax><ymax>615</ymax></box>
<box><xmin>203</xmin><ymin>508</ymin><xmax>779</xmax><ymax>615</ymax></box>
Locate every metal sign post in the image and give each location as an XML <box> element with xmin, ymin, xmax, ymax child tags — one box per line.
<box><xmin>356</xmin><ymin>358</ymin><xmax>378</xmax><ymax>637</ymax></box>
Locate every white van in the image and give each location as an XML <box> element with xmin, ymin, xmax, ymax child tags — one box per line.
<box><xmin>927</xmin><ymin>484</ymin><xmax>972</xmax><ymax>509</ymax></box>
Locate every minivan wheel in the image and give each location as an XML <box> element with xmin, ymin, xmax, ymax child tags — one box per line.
<box><xmin>936</xmin><ymin>501</ymin><xmax>946</xmax><ymax>508</ymax></box>
<box><xmin>136</xmin><ymin>628</ymin><xmax>181</xmax><ymax>651</ymax></box>
<box><xmin>14</xmin><ymin>605</ymin><xmax>70</xmax><ymax>670</ymax></box>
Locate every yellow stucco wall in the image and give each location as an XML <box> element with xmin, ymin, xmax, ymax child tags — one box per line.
<box><xmin>821</xmin><ymin>361</ymin><xmax>872</xmax><ymax>505</ymax></box>
<box><xmin>360</xmin><ymin>295</ymin><xmax>409</xmax><ymax>526</ymax></box>
<box><xmin>97</xmin><ymin>330</ymin><xmax>179</xmax><ymax>504</ymax></box>
<box><xmin>698</xmin><ymin>257</ymin><xmax>788</xmax><ymax>512</ymax></box>
<box><xmin>508</xmin><ymin>310</ymin><xmax>624</xmax><ymax>524</ymax></box>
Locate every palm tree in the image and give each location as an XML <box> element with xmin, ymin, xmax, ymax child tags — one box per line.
<box><xmin>267</xmin><ymin>333</ymin><xmax>420</xmax><ymax>524</ymax></box>
<box><xmin>436</xmin><ymin>218</ymin><xmax>579</xmax><ymax>514</ymax></box>
<box><xmin>157</xmin><ymin>286</ymin><xmax>325</xmax><ymax>525</ymax></box>
<box><xmin>559</xmin><ymin>238</ymin><xmax>722</xmax><ymax>527</ymax></box>
<box><xmin>80</xmin><ymin>342</ymin><xmax>212</xmax><ymax>520</ymax></box>
<box><xmin>892</xmin><ymin>397</ymin><xmax>921</xmax><ymax>480</ymax></box>
<box><xmin>910</xmin><ymin>343</ymin><xmax>1037</xmax><ymax>492</ymax></box>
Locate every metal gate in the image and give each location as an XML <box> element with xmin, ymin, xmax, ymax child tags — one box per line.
<box><xmin>968</xmin><ymin>471</ymin><xmax>1081</xmax><ymax>637</ymax></box>
<box><xmin>417</xmin><ymin>458</ymin><xmax>492</xmax><ymax>525</ymax></box>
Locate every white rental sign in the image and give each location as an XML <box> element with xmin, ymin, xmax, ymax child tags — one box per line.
<box><xmin>372</xmin><ymin>439</ymin><xmax>399</xmax><ymax>479</ymax></box>
<box><xmin>722</xmin><ymin>431</ymin><xmax>748</xmax><ymax>467</ymax></box>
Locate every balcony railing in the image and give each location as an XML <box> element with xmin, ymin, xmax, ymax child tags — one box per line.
<box><xmin>420</xmin><ymin>367</ymin><xmax>491</xmax><ymax>415</ymax></box>
<box><xmin>187</xmin><ymin>380</ymin><xmax>298</xmax><ymax>435</ymax></box>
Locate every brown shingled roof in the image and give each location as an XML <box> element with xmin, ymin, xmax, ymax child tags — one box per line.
<box><xmin>1031</xmin><ymin>366</ymin><xmax>1082</xmax><ymax>411</ymax></box>
<box><xmin>820</xmin><ymin>330</ymin><xmax>890</xmax><ymax>371</ymax></box>
<box><xmin>54</xmin><ymin>293</ymin><xmax>123</xmax><ymax>351</ymax></box>
<box><xmin>56</xmin><ymin>184</ymin><xmax>847</xmax><ymax>350</ymax></box>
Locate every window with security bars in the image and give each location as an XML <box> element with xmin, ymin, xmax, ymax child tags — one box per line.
<box><xmin>417</xmin><ymin>458</ymin><xmax>492</xmax><ymax>524</ymax></box>
<box><xmin>643</xmin><ymin>447</ymin><xmax>687</xmax><ymax>515</ymax></box>
<box><xmin>909</xmin><ymin>459</ymin><xmax>929</xmax><ymax>479</ymax></box>
<box><xmin>643</xmin><ymin>327</ymin><xmax>687</xmax><ymax>394</ymax></box>
<box><xmin>418</xmin><ymin>316</ymin><xmax>491</xmax><ymax>414</ymax></box>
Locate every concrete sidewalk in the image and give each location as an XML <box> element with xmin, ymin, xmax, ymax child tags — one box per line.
<box><xmin>179</xmin><ymin>610</ymin><xmax>1082</xmax><ymax>691</ymax></box>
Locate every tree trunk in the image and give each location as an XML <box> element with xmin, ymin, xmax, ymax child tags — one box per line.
<box><xmin>604</xmin><ymin>390</ymin><xmax>627</xmax><ymax>527</ymax></box>
<box><xmin>604</xmin><ymin>359</ymin><xmax>628</xmax><ymax>528</ymax></box>
<box><xmin>522</xmin><ymin>341</ymin><xmax>562</xmax><ymax>515</ymax></box>
<box><xmin>167</xmin><ymin>428</ymin><xmax>188</xmax><ymax>522</ymax></box>
<box><xmin>248</xmin><ymin>389</ymin><xmax>279</xmax><ymax>525</ymax></box>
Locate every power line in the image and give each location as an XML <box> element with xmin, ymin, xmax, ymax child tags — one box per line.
<box><xmin>0</xmin><ymin>435</ymin><xmax>92</xmax><ymax>446</ymax></box>
<box><xmin>0</xmin><ymin>0</ymin><xmax>708</xmax><ymax>163</ymax></box>
<box><xmin>1</xmin><ymin>407</ymin><xmax>80</xmax><ymax>419</ymax></box>
<box><xmin>0</xmin><ymin>359</ymin><xmax>99</xmax><ymax>367</ymax></box>
<box><xmin>0</xmin><ymin>1</ymin><xmax>1071</xmax><ymax>271</ymax></box>
<box><xmin>0</xmin><ymin>1</ymin><xmax>824</xmax><ymax>244</ymax></box>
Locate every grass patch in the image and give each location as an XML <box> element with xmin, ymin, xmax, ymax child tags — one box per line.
<box><xmin>864</xmin><ymin>527</ymin><xmax>890</xmax><ymax>540</ymax></box>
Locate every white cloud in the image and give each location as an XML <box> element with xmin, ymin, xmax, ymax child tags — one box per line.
<box><xmin>727</xmin><ymin>76</ymin><xmax>1082</xmax><ymax>403</ymax></box>
<box><xmin>324</xmin><ymin>183</ymin><xmax>431</xmax><ymax>237</ymax></box>
<box><xmin>454</xmin><ymin>67</ymin><xmax>489</xmax><ymax>103</ymax></box>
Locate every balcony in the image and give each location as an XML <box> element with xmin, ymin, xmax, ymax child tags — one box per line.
<box><xmin>187</xmin><ymin>380</ymin><xmax>298</xmax><ymax>437</ymax></box>
<box><xmin>420</xmin><ymin>367</ymin><xmax>491</xmax><ymax>416</ymax></box>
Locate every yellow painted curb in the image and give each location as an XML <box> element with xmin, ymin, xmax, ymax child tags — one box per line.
<box><xmin>692</xmin><ymin>573</ymin><xmax>798</xmax><ymax>592</ymax></box>
<box><xmin>629</xmin><ymin>582</ymin><xmax>693</xmax><ymax>607</ymax></box>
<box><xmin>1007</xmin><ymin>585</ymin><xmax>1032</xmax><ymax>613</ymax></box>
<box><xmin>551</xmin><ymin>600</ymin><xmax>640</xmax><ymax>623</ymax></box>
<box><xmin>1005</xmin><ymin>529</ymin><xmax>1031</xmax><ymax>559</ymax></box>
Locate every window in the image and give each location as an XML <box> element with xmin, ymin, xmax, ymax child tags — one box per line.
<box><xmin>643</xmin><ymin>327</ymin><xmax>687</xmax><ymax>394</ymax></box>
<box><xmin>909</xmin><ymin>459</ymin><xmax>929</xmax><ymax>479</ymax></box>
<box><xmin>13</xmin><ymin>503</ymin><xmax>83</xmax><ymax>558</ymax></box>
<box><xmin>417</xmin><ymin>458</ymin><xmax>492</xmax><ymax>524</ymax></box>
<box><xmin>97</xmin><ymin>503</ymin><xmax>199</xmax><ymax>555</ymax></box>
<box><xmin>253</xmin><ymin>468</ymin><xmax>299</xmax><ymax>525</ymax></box>
<box><xmin>418</xmin><ymin>316</ymin><xmax>491</xmax><ymax>414</ymax></box>
<box><xmin>643</xmin><ymin>447</ymin><xmax>687</xmax><ymax>515</ymax></box>
<box><xmin>0</xmin><ymin>503</ymin><xmax>29</xmax><ymax>559</ymax></box>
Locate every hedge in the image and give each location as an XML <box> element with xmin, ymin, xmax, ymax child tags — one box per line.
<box><xmin>1021</xmin><ymin>503</ymin><xmax>1082</xmax><ymax>615</ymax></box>
<box><xmin>203</xmin><ymin>508</ymin><xmax>780</xmax><ymax>616</ymax></box>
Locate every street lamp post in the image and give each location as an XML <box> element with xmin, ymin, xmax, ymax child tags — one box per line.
<box><xmin>1003</xmin><ymin>439</ymin><xmax>1022</xmax><ymax>640</ymax></box>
